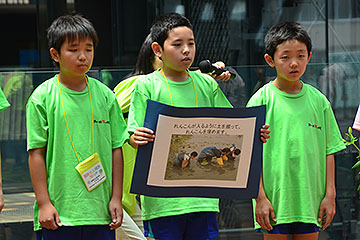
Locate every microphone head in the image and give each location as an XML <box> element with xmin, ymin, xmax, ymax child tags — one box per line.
<box><xmin>199</xmin><ymin>60</ymin><xmax>213</xmax><ymax>73</ymax></box>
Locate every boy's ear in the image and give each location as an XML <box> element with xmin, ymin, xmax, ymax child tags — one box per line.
<box><xmin>152</xmin><ymin>42</ymin><xmax>162</xmax><ymax>58</ymax></box>
<box><xmin>264</xmin><ymin>54</ymin><xmax>275</xmax><ymax>67</ymax></box>
<box><xmin>50</xmin><ymin>48</ymin><xmax>60</xmax><ymax>63</ymax></box>
<box><xmin>307</xmin><ymin>51</ymin><xmax>312</xmax><ymax>63</ymax></box>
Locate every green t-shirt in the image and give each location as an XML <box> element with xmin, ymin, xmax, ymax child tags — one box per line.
<box><xmin>26</xmin><ymin>75</ymin><xmax>128</xmax><ymax>230</ymax></box>
<box><xmin>128</xmin><ymin>69</ymin><xmax>232</xmax><ymax>221</ymax></box>
<box><xmin>0</xmin><ymin>87</ymin><xmax>10</xmax><ymax>111</ymax></box>
<box><xmin>247</xmin><ymin>81</ymin><xmax>346</xmax><ymax>228</ymax></box>
<box><xmin>114</xmin><ymin>75</ymin><xmax>140</xmax><ymax>115</ymax></box>
<box><xmin>113</xmin><ymin>75</ymin><xmax>142</xmax><ymax>216</ymax></box>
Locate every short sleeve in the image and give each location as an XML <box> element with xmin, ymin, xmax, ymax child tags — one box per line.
<box><xmin>26</xmin><ymin>97</ymin><xmax>48</xmax><ymax>150</ymax></box>
<box><xmin>127</xmin><ymin>80</ymin><xmax>150</xmax><ymax>134</ymax></box>
<box><xmin>109</xmin><ymin>97</ymin><xmax>129</xmax><ymax>148</ymax></box>
<box><xmin>324</xmin><ymin>102</ymin><xmax>346</xmax><ymax>155</ymax></box>
<box><xmin>246</xmin><ymin>88</ymin><xmax>265</xmax><ymax>108</ymax></box>
<box><xmin>114</xmin><ymin>75</ymin><xmax>139</xmax><ymax>113</ymax></box>
<box><xmin>213</xmin><ymin>85</ymin><xmax>233</xmax><ymax>108</ymax></box>
<box><xmin>199</xmin><ymin>73</ymin><xmax>232</xmax><ymax>108</ymax></box>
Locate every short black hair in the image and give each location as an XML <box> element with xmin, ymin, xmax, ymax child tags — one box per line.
<box><xmin>132</xmin><ymin>34</ymin><xmax>156</xmax><ymax>76</ymax></box>
<box><xmin>264</xmin><ymin>22</ymin><xmax>312</xmax><ymax>59</ymax></box>
<box><xmin>234</xmin><ymin>149</ymin><xmax>241</xmax><ymax>155</ymax></box>
<box><xmin>150</xmin><ymin>13</ymin><xmax>193</xmax><ymax>48</ymax></box>
<box><xmin>47</xmin><ymin>14</ymin><xmax>98</xmax><ymax>67</ymax></box>
<box><xmin>190</xmin><ymin>151</ymin><xmax>198</xmax><ymax>157</ymax></box>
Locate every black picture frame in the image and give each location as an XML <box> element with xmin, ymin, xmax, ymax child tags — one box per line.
<box><xmin>130</xmin><ymin>100</ymin><xmax>266</xmax><ymax>199</ymax></box>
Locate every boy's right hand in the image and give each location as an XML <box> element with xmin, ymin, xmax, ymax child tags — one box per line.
<box><xmin>211</xmin><ymin>61</ymin><xmax>231</xmax><ymax>82</ymax></box>
<box><xmin>255</xmin><ymin>196</ymin><xmax>276</xmax><ymax>231</ymax></box>
<box><xmin>38</xmin><ymin>202</ymin><xmax>62</xmax><ymax>230</ymax></box>
<box><xmin>130</xmin><ymin>127</ymin><xmax>155</xmax><ymax>148</ymax></box>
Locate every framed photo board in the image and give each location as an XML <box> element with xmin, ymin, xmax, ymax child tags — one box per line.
<box><xmin>130</xmin><ymin>100</ymin><xmax>266</xmax><ymax>199</ymax></box>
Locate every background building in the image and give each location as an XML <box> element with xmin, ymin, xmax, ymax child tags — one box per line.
<box><xmin>0</xmin><ymin>0</ymin><xmax>359</xmax><ymax>239</ymax></box>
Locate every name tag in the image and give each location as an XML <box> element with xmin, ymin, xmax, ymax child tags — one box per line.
<box><xmin>75</xmin><ymin>153</ymin><xmax>106</xmax><ymax>191</ymax></box>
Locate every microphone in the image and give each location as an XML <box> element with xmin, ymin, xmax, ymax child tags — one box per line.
<box><xmin>199</xmin><ymin>60</ymin><xmax>236</xmax><ymax>79</ymax></box>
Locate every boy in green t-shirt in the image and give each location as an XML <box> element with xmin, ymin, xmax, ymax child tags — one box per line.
<box><xmin>247</xmin><ymin>22</ymin><xmax>346</xmax><ymax>239</ymax></box>
<box><xmin>26</xmin><ymin>15</ymin><xmax>128</xmax><ymax>240</ymax></box>
<box><xmin>127</xmin><ymin>13</ymin><xmax>270</xmax><ymax>240</ymax></box>
<box><xmin>0</xmin><ymin>87</ymin><xmax>9</xmax><ymax>213</ymax></box>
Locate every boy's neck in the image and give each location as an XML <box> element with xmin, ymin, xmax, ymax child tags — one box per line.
<box><xmin>162</xmin><ymin>67</ymin><xmax>189</xmax><ymax>82</ymax></box>
<box><xmin>273</xmin><ymin>78</ymin><xmax>303</xmax><ymax>94</ymax></box>
<box><xmin>58</xmin><ymin>73</ymin><xmax>87</xmax><ymax>92</ymax></box>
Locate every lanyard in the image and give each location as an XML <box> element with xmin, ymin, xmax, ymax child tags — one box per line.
<box><xmin>160</xmin><ymin>68</ymin><xmax>198</xmax><ymax>107</ymax></box>
<box><xmin>57</xmin><ymin>75</ymin><xmax>95</xmax><ymax>163</ymax></box>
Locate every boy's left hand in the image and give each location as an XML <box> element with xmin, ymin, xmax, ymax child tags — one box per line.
<box><xmin>210</xmin><ymin>61</ymin><xmax>231</xmax><ymax>82</ymax></box>
<box><xmin>109</xmin><ymin>197</ymin><xmax>123</xmax><ymax>230</ymax></box>
<box><xmin>318</xmin><ymin>195</ymin><xmax>336</xmax><ymax>230</ymax></box>
<box><xmin>260</xmin><ymin>124</ymin><xmax>270</xmax><ymax>143</ymax></box>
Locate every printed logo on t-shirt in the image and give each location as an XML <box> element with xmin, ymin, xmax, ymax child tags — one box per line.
<box><xmin>94</xmin><ymin>119</ymin><xmax>110</xmax><ymax>124</ymax></box>
<box><xmin>308</xmin><ymin>123</ymin><xmax>322</xmax><ymax>130</ymax></box>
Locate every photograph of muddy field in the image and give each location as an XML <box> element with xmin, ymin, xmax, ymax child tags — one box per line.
<box><xmin>164</xmin><ymin>134</ymin><xmax>244</xmax><ymax>181</ymax></box>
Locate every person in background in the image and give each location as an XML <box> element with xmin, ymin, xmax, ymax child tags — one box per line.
<box><xmin>113</xmin><ymin>35</ymin><xmax>155</xmax><ymax>240</ymax></box>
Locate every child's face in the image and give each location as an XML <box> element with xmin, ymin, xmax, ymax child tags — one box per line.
<box><xmin>51</xmin><ymin>37</ymin><xmax>94</xmax><ymax>78</ymax></box>
<box><xmin>266</xmin><ymin>39</ymin><xmax>311</xmax><ymax>83</ymax></box>
<box><xmin>155</xmin><ymin>26</ymin><xmax>195</xmax><ymax>73</ymax></box>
